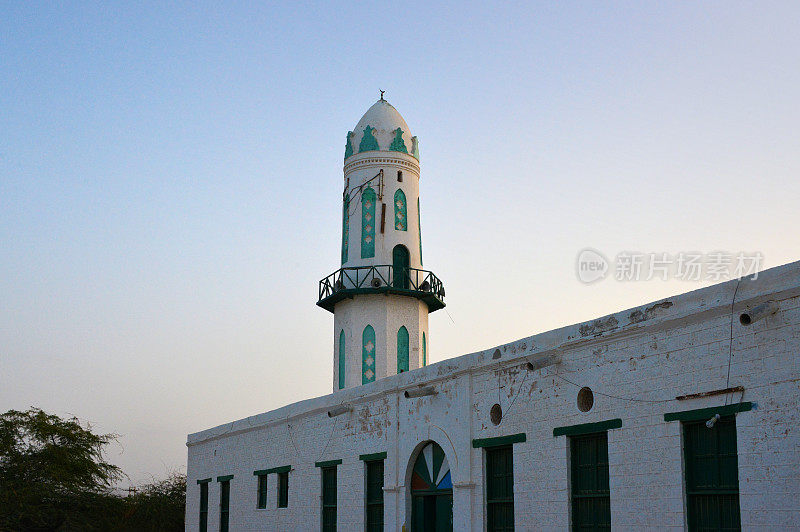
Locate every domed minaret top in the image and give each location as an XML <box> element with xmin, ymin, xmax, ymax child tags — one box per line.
<box><xmin>345</xmin><ymin>95</ymin><xmax>420</xmax><ymax>161</ymax></box>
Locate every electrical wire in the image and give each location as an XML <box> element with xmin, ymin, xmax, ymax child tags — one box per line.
<box><xmin>552</xmin><ymin>372</ymin><xmax>676</xmax><ymax>404</ymax></box>
<box><xmin>724</xmin><ymin>278</ymin><xmax>743</xmax><ymax>406</ymax></box>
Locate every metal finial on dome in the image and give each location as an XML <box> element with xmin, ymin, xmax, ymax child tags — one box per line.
<box><xmin>379</xmin><ymin>89</ymin><xmax>385</xmax><ymax>101</ymax></box>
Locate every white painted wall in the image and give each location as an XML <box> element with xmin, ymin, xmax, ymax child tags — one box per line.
<box><xmin>187</xmin><ymin>261</ymin><xmax>800</xmax><ymax>531</ymax></box>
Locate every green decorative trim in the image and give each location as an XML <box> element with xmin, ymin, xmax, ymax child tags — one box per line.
<box><xmin>422</xmin><ymin>331</ymin><xmax>426</xmax><ymax>366</ymax></box>
<box><xmin>394</xmin><ymin>189</ymin><xmax>407</xmax><ymax>231</ymax></box>
<box><xmin>553</xmin><ymin>419</ymin><xmax>622</xmax><ymax>437</ymax></box>
<box><xmin>216</xmin><ymin>475</ymin><xmax>234</xmax><ymax>482</ymax></box>
<box><xmin>315</xmin><ymin>459</ymin><xmax>342</xmax><ymax>468</ymax></box>
<box><xmin>338</xmin><ymin>330</ymin><xmax>346</xmax><ymax>390</ymax></box>
<box><xmin>411</xmin><ymin>136</ymin><xmax>420</xmax><ymax>160</ymax></box>
<box><xmin>362</xmin><ymin>324</ymin><xmax>376</xmax><ymax>384</ymax></box>
<box><xmin>254</xmin><ymin>465</ymin><xmax>291</xmax><ymax>475</ymax></box>
<box><xmin>360</xmin><ymin>187</ymin><xmax>376</xmax><ymax>259</ymax></box>
<box><xmin>196</xmin><ymin>477</ymin><xmax>212</xmax><ymax>484</ymax></box>
<box><xmin>389</xmin><ymin>128</ymin><xmax>408</xmax><ymax>153</ymax></box>
<box><xmin>359</xmin><ymin>125</ymin><xmax>379</xmax><ymax>152</ymax></box>
<box><xmin>417</xmin><ymin>197</ymin><xmax>422</xmax><ymax>265</ymax></box>
<box><xmin>359</xmin><ymin>452</ymin><xmax>387</xmax><ymax>461</ymax></box>
<box><xmin>397</xmin><ymin>326</ymin><xmax>409</xmax><ymax>373</ymax></box>
<box><xmin>341</xmin><ymin>193</ymin><xmax>349</xmax><ymax>264</ymax></box>
<box><xmin>472</xmin><ymin>433</ymin><xmax>527</xmax><ymax>448</ymax></box>
<box><xmin>664</xmin><ymin>402</ymin><xmax>753</xmax><ymax>422</ymax></box>
<box><xmin>344</xmin><ymin>131</ymin><xmax>354</xmax><ymax>159</ymax></box>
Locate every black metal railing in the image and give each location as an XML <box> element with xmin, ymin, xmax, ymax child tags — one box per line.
<box><xmin>318</xmin><ymin>265</ymin><xmax>445</xmax><ymax>303</ymax></box>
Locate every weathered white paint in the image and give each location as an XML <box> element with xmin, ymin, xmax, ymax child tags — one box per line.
<box><xmin>186</xmin><ymin>260</ymin><xmax>800</xmax><ymax>531</ymax></box>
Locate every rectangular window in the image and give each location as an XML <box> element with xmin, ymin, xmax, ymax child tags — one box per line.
<box><xmin>397</xmin><ymin>170</ymin><xmax>403</xmax><ymax>182</ymax></box>
<box><xmin>486</xmin><ymin>445</ymin><xmax>514</xmax><ymax>532</ymax></box>
<box><xmin>277</xmin><ymin>471</ymin><xmax>289</xmax><ymax>508</ymax></box>
<box><xmin>365</xmin><ymin>459</ymin><xmax>384</xmax><ymax>532</ymax></box>
<box><xmin>570</xmin><ymin>431</ymin><xmax>610</xmax><ymax>531</ymax></box>
<box><xmin>683</xmin><ymin>416</ymin><xmax>741</xmax><ymax>531</ymax></box>
<box><xmin>321</xmin><ymin>466</ymin><xmax>337</xmax><ymax>532</ymax></box>
<box><xmin>219</xmin><ymin>480</ymin><xmax>230</xmax><ymax>532</ymax></box>
<box><xmin>199</xmin><ymin>482</ymin><xmax>208</xmax><ymax>532</ymax></box>
<box><xmin>257</xmin><ymin>474</ymin><xmax>267</xmax><ymax>509</ymax></box>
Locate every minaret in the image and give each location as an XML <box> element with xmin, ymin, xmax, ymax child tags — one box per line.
<box><xmin>317</xmin><ymin>94</ymin><xmax>445</xmax><ymax>391</ymax></box>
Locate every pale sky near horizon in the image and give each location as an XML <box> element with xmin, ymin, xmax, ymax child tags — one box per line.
<box><xmin>2</xmin><ymin>2</ymin><xmax>799</xmax><ymax>487</ymax></box>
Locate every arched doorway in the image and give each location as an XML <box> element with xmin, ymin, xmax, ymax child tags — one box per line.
<box><xmin>410</xmin><ymin>441</ymin><xmax>453</xmax><ymax>531</ymax></box>
<box><xmin>392</xmin><ymin>244</ymin><xmax>410</xmax><ymax>289</ymax></box>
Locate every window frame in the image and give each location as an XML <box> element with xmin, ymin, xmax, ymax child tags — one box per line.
<box><xmin>256</xmin><ymin>473</ymin><xmax>267</xmax><ymax>509</ymax></box>
<box><xmin>277</xmin><ymin>471</ymin><xmax>289</xmax><ymax>508</ymax></box>
<box><xmin>364</xmin><ymin>458</ymin><xmax>385</xmax><ymax>532</ymax></box>
<box><xmin>199</xmin><ymin>482</ymin><xmax>209</xmax><ymax>532</ymax></box>
<box><xmin>321</xmin><ymin>465</ymin><xmax>337</xmax><ymax>531</ymax></box>
<box><xmin>484</xmin><ymin>444</ymin><xmax>514</xmax><ymax>532</ymax></box>
<box><xmin>219</xmin><ymin>479</ymin><xmax>230</xmax><ymax>532</ymax></box>
<box><xmin>568</xmin><ymin>430</ymin><xmax>611</xmax><ymax>531</ymax></box>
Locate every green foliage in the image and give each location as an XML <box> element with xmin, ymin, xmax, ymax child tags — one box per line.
<box><xmin>0</xmin><ymin>408</ymin><xmax>185</xmax><ymax>531</ymax></box>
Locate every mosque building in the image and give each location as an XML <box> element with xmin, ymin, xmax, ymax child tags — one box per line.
<box><xmin>186</xmin><ymin>97</ymin><xmax>800</xmax><ymax>531</ymax></box>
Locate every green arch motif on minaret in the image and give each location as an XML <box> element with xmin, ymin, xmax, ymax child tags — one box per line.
<box><xmin>344</xmin><ymin>131</ymin><xmax>354</xmax><ymax>160</ymax></box>
<box><xmin>397</xmin><ymin>326</ymin><xmax>409</xmax><ymax>373</ymax></box>
<box><xmin>361</xmin><ymin>187</ymin><xmax>376</xmax><ymax>258</ymax></box>
<box><xmin>341</xmin><ymin>193</ymin><xmax>349</xmax><ymax>264</ymax></box>
<box><xmin>389</xmin><ymin>128</ymin><xmax>408</xmax><ymax>153</ymax></box>
<box><xmin>338</xmin><ymin>330</ymin><xmax>346</xmax><ymax>390</ymax></box>
<box><xmin>394</xmin><ymin>189</ymin><xmax>407</xmax><ymax>231</ymax></box>
<box><xmin>411</xmin><ymin>136</ymin><xmax>420</xmax><ymax>160</ymax></box>
<box><xmin>359</xmin><ymin>126</ymin><xmax>379</xmax><ymax>152</ymax></box>
<box><xmin>417</xmin><ymin>197</ymin><xmax>422</xmax><ymax>265</ymax></box>
<box><xmin>362</xmin><ymin>325</ymin><xmax>376</xmax><ymax>384</ymax></box>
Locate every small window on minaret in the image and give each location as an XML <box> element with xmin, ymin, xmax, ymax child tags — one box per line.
<box><xmin>397</xmin><ymin>171</ymin><xmax>403</xmax><ymax>182</ymax></box>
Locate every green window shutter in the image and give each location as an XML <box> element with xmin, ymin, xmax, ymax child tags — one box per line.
<box><xmin>362</xmin><ymin>325</ymin><xmax>376</xmax><ymax>384</ymax></box>
<box><xmin>341</xmin><ymin>193</ymin><xmax>349</xmax><ymax>264</ymax></box>
<box><xmin>199</xmin><ymin>482</ymin><xmax>208</xmax><ymax>532</ymax></box>
<box><xmin>417</xmin><ymin>197</ymin><xmax>422</xmax><ymax>265</ymax></box>
<box><xmin>257</xmin><ymin>474</ymin><xmax>267</xmax><ymax>509</ymax></box>
<box><xmin>321</xmin><ymin>466</ymin><xmax>337</xmax><ymax>532</ymax></box>
<box><xmin>219</xmin><ymin>480</ymin><xmax>230</xmax><ymax>532</ymax></box>
<box><xmin>277</xmin><ymin>471</ymin><xmax>289</xmax><ymax>508</ymax></box>
<box><xmin>394</xmin><ymin>189</ymin><xmax>407</xmax><ymax>231</ymax></box>
<box><xmin>422</xmin><ymin>332</ymin><xmax>426</xmax><ymax>366</ymax></box>
<box><xmin>683</xmin><ymin>416</ymin><xmax>741</xmax><ymax>531</ymax></box>
<box><xmin>365</xmin><ymin>459</ymin><xmax>385</xmax><ymax>532</ymax></box>
<box><xmin>486</xmin><ymin>445</ymin><xmax>514</xmax><ymax>532</ymax></box>
<box><xmin>397</xmin><ymin>326</ymin><xmax>409</xmax><ymax>373</ymax></box>
<box><xmin>361</xmin><ymin>187</ymin><xmax>376</xmax><ymax>258</ymax></box>
<box><xmin>570</xmin><ymin>431</ymin><xmax>610</xmax><ymax>531</ymax></box>
<box><xmin>338</xmin><ymin>330</ymin><xmax>346</xmax><ymax>390</ymax></box>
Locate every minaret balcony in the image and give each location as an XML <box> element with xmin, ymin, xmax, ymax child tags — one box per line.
<box><xmin>317</xmin><ymin>265</ymin><xmax>445</xmax><ymax>313</ymax></box>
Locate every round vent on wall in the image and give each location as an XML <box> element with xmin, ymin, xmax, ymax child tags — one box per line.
<box><xmin>577</xmin><ymin>387</ymin><xmax>594</xmax><ymax>412</ymax></box>
<box><xmin>490</xmin><ymin>403</ymin><xmax>503</xmax><ymax>425</ymax></box>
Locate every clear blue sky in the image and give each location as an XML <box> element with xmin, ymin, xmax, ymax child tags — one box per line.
<box><xmin>2</xmin><ymin>2</ymin><xmax>798</xmax><ymax>486</ymax></box>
